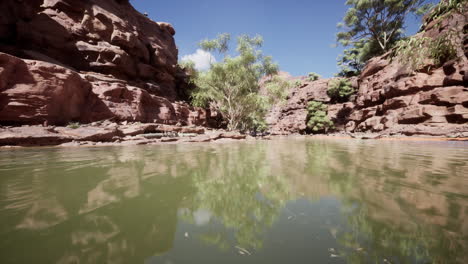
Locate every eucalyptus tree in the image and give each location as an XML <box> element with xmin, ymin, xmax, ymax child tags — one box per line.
<box><xmin>336</xmin><ymin>0</ymin><xmax>430</xmax><ymax>75</ymax></box>
<box><xmin>190</xmin><ymin>33</ymin><xmax>285</xmax><ymax>132</ymax></box>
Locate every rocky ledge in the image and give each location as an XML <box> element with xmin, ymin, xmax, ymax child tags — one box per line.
<box><xmin>0</xmin><ymin>122</ymin><xmax>262</xmax><ymax>148</ymax></box>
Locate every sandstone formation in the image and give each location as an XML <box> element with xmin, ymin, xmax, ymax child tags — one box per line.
<box><xmin>0</xmin><ymin>122</ymin><xmax>255</xmax><ymax>147</ymax></box>
<box><xmin>0</xmin><ymin>0</ymin><xmax>212</xmax><ymax>126</ymax></box>
<box><xmin>268</xmin><ymin>7</ymin><xmax>468</xmax><ymax>137</ymax></box>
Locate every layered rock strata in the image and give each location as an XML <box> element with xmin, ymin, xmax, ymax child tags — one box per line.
<box><xmin>268</xmin><ymin>8</ymin><xmax>468</xmax><ymax>137</ymax></box>
<box><xmin>0</xmin><ymin>0</ymin><xmax>212</xmax><ymax>126</ymax></box>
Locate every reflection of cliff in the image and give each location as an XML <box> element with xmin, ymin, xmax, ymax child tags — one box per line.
<box><xmin>0</xmin><ymin>146</ymin><xmax>195</xmax><ymax>263</ymax></box>
<box><xmin>265</xmin><ymin>139</ymin><xmax>468</xmax><ymax>263</ymax></box>
<box><xmin>0</xmin><ymin>140</ymin><xmax>467</xmax><ymax>263</ymax></box>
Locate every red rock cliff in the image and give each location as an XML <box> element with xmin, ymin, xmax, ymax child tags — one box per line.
<box><xmin>268</xmin><ymin>6</ymin><xmax>468</xmax><ymax>137</ymax></box>
<box><xmin>0</xmin><ymin>0</ymin><xmax>207</xmax><ymax>126</ymax></box>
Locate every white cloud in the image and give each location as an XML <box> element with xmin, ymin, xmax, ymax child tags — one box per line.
<box><xmin>181</xmin><ymin>49</ymin><xmax>216</xmax><ymax>71</ymax></box>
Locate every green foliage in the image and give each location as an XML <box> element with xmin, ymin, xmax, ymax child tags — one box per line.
<box><xmin>263</xmin><ymin>75</ymin><xmax>290</xmax><ymax>105</ymax></box>
<box><xmin>190</xmin><ymin>33</ymin><xmax>280</xmax><ymax>132</ymax></box>
<box><xmin>307</xmin><ymin>72</ymin><xmax>321</xmax><ymax>82</ymax></box>
<box><xmin>422</xmin><ymin>0</ymin><xmax>466</xmax><ymax>26</ymax></box>
<box><xmin>307</xmin><ymin>101</ymin><xmax>334</xmax><ymax>133</ymax></box>
<box><xmin>294</xmin><ymin>80</ymin><xmax>302</xmax><ymax>87</ymax></box>
<box><xmin>393</xmin><ymin>31</ymin><xmax>458</xmax><ymax>71</ymax></box>
<box><xmin>178</xmin><ymin>60</ymin><xmax>198</xmax><ymax>83</ymax></box>
<box><xmin>337</xmin><ymin>39</ymin><xmax>382</xmax><ymax>76</ymax></box>
<box><xmin>179</xmin><ymin>60</ymin><xmax>196</xmax><ymax>74</ymax></box>
<box><xmin>67</xmin><ymin>122</ymin><xmax>80</xmax><ymax>129</ymax></box>
<box><xmin>180</xmin><ymin>143</ymin><xmax>290</xmax><ymax>250</ymax></box>
<box><xmin>199</xmin><ymin>33</ymin><xmax>231</xmax><ymax>55</ymax></box>
<box><xmin>328</xmin><ymin>78</ymin><xmax>355</xmax><ymax>102</ymax></box>
<box><xmin>336</xmin><ymin>0</ymin><xmax>429</xmax><ymax>75</ymax></box>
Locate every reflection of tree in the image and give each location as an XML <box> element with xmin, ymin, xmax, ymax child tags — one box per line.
<box><xmin>181</xmin><ymin>143</ymin><xmax>291</xmax><ymax>250</ymax></box>
<box><xmin>337</xmin><ymin>205</ymin><xmax>434</xmax><ymax>264</ymax></box>
<box><xmin>298</xmin><ymin>139</ymin><xmax>468</xmax><ymax>264</ymax></box>
<box><xmin>1</xmin><ymin>139</ymin><xmax>467</xmax><ymax>263</ymax></box>
<box><xmin>0</xmin><ymin>146</ymin><xmax>195</xmax><ymax>263</ymax></box>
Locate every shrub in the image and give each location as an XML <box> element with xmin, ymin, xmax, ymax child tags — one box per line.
<box><xmin>327</xmin><ymin>78</ymin><xmax>354</xmax><ymax>102</ymax></box>
<box><xmin>307</xmin><ymin>72</ymin><xmax>321</xmax><ymax>82</ymax></box>
<box><xmin>263</xmin><ymin>75</ymin><xmax>290</xmax><ymax>105</ymax></box>
<box><xmin>294</xmin><ymin>80</ymin><xmax>302</xmax><ymax>87</ymax></box>
<box><xmin>393</xmin><ymin>31</ymin><xmax>458</xmax><ymax>71</ymax></box>
<box><xmin>423</xmin><ymin>0</ymin><xmax>465</xmax><ymax>26</ymax></box>
<box><xmin>67</xmin><ymin>122</ymin><xmax>80</xmax><ymax>129</ymax></box>
<box><xmin>307</xmin><ymin>101</ymin><xmax>334</xmax><ymax>133</ymax></box>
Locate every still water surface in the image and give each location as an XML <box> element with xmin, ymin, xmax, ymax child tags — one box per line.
<box><xmin>0</xmin><ymin>138</ymin><xmax>467</xmax><ymax>264</ymax></box>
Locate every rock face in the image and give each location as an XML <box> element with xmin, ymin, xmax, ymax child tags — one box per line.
<box><xmin>0</xmin><ymin>0</ymin><xmax>211</xmax><ymax>126</ymax></box>
<box><xmin>0</xmin><ymin>53</ymin><xmax>92</xmax><ymax>125</ymax></box>
<box><xmin>267</xmin><ymin>78</ymin><xmax>333</xmax><ymax>134</ymax></box>
<box><xmin>268</xmin><ymin>7</ymin><xmax>468</xmax><ymax>136</ymax></box>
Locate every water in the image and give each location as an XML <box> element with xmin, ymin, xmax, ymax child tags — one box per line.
<box><xmin>0</xmin><ymin>138</ymin><xmax>467</xmax><ymax>264</ymax></box>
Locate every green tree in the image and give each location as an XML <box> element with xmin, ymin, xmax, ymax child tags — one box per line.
<box><xmin>328</xmin><ymin>78</ymin><xmax>355</xmax><ymax>102</ymax></box>
<box><xmin>422</xmin><ymin>0</ymin><xmax>466</xmax><ymax>27</ymax></box>
<box><xmin>336</xmin><ymin>0</ymin><xmax>429</xmax><ymax>75</ymax></box>
<box><xmin>336</xmin><ymin>39</ymin><xmax>381</xmax><ymax>77</ymax></box>
<box><xmin>307</xmin><ymin>101</ymin><xmax>334</xmax><ymax>133</ymax></box>
<box><xmin>190</xmin><ymin>34</ymin><xmax>281</xmax><ymax>131</ymax></box>
<box><xmin>307</xmin><ymin>72</ymin><xmax>321</xmax><ymax>82</ymax></box>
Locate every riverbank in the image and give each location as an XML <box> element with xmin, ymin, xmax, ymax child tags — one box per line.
<box><xmin>0</xmin><ymin>122</ymin><xmax>269</xmax><ymax>148</ymax></box>
<box><xmin>1</xmin><ymin>122</ymin><xmax>467</xmax><ymax>149</ymax></box>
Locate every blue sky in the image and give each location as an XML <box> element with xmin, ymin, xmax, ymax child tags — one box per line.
<box><xmin>131</xmin><ymin>0</ymin><xmax>435</xmax><ymax>77</ymax></box>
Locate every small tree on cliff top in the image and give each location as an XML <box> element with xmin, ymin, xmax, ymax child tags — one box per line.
<box><xmin>190</xmin><ymin>33</ymin><xmax>283</xmax><ymax>132</ymax></box>
<box><xmin>336</xmin><ymin>0</ymin><xmax>430</xmax><ymax>75</ymax></box>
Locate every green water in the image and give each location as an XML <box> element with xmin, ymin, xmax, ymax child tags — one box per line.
<box><xmin>0</xmin><ymin>139</ymin><xmax>467</xmax><ymax>264</ymax></box>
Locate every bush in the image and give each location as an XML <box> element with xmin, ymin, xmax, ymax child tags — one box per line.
<box><xmin>263</xmin><ymin>75</ymin><xmax>290</xmax><ymax>105</ymax></box>
<box><xmin>393</xmin><ymin>31</ymin><xmax>458</xmax><ymax>71</ymax></box>
<box><xmin>307</xmin><ymin>72</ymin><xmax>321</xmax><ymax>82</ymax></box>
<box><xmin>327</xmin><ymin>78</ymin><xmax>354</xmax><ymax>102</ymax></box>
<box><xmin>423</xmin><ymin>0</ymin><xmax>465</xmax><ymax>26</ymax></box>
<box><xmin>307</xmin><ymin>101</ymin><xmax>334</xmax><ymax>133</ymax></box>
<box><xmin>67</xmin><ymin>122</ymin><xmax>80</xmax><ymax>129</ymax></box>
<box><xmin>294</xmin><ymin>80</ymin><xmax>302</xmax><ymax>87</ymax></box>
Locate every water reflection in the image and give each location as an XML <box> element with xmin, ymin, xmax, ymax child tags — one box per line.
<box><xmin>0</xmin><ymin>139</ymin><xmax>467</xmax><ymax>263</ymax></box>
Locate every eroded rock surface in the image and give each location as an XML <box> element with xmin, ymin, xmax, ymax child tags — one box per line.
<box><xmin>0</xmin><ymin>0</ymin><xmax>210</xmax><ymax>127</ymax></box>
<box><xmin>268</xmin><ymin>8</ymin><xmax>468</xmax><ymax>136</ymax></box>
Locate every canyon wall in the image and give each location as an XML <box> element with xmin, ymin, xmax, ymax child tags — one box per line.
<box><xmin>0</xmin><ymin>0</ymin><xmax>209</xmax><ymax>126</ymax></box>
<box><xmin>268</xmin><ymin>7</ymin><xmax>468</xmax><ymax>136</ymax></box>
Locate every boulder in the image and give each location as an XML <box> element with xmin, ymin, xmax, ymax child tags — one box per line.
<box><xmin>119</xmin><ymin>123</ymin><xmax>157</xmax><ymax>136</ymax></box>
<box><xmin>219</xmin><ymin>132</ymin><xmax>247</xmax><ymax>140</ymax></box>
<box><xmin>345</xmin><ymin>121</ymin><xmax>357</xmax><ymax>132</ymax></box>
<box><xmin>54</xmin><ymin>126</ymin><xmax>122</xmax><ymax>142</ymax></box>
